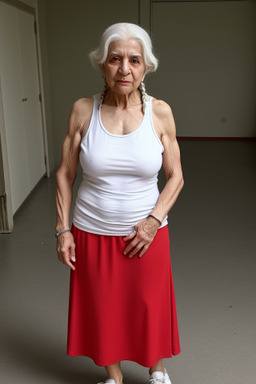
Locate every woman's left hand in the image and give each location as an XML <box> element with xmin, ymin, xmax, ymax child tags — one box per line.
<box><xmin>123</xmin><ymin>216</ymin><xmax>160</xmax><ymax>258</ymax></box>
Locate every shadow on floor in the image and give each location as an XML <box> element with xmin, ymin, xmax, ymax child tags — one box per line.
<box><xmin>1</xmin><ymin>313</ymin><xmax>147</xmax><ymax>384</ymax></box>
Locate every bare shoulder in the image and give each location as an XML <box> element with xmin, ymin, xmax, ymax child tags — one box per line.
<box><xmin>68</xmin><ymin>97</ymin><xmax>94</xmax><ymax>136</ymax></box>
<box><xmin>71</xmin><ymin>97</ymin><xmax>94</xmax><ymax>115</ymax></box>
<box><xmin>152</xmin><ymin>98</ymin><xmax>176</xmax><ymax>140</ymax></box>
<box><xmin>152</xmin><ymin>98</ymin><xmax>173</xmax><ymax>118</ymax></box>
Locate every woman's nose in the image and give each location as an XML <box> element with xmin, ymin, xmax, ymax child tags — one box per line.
<box><xmin>119</xmin><ymin>60</ymin><xmax>130</xmax><ymax>76</ymax></box>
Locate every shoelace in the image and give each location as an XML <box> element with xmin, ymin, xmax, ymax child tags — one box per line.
<box><xmin>149</xmin><ymin>377</ymin><xmax>165</xmax><ymax>384</ymax></box>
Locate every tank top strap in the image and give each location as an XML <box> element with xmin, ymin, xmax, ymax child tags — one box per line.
<box><xmin>144</xmin><ymin>95</ymin><xmax>164</xmax><ymax>151</ymax></box>
<box><xmin>92</xmin><ymin>93</ymin><xmax>101</xmax><ymax>117</ymax></box>
<box><xmin>93</xmin><ymin>93</ymin><xmax>101</xmax><ymax>105</ymax></box>
<box><xmin>87</xmin><ymin>94</ymin><xmax>100</xmax><ymax>131</ymax></box>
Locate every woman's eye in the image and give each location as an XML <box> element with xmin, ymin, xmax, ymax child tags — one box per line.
<box><xmin>131</xmin><ymin>58</ymin><xmax>139</xmax><ymax>64</ymax></box>
<box><xmin>111</xmin><ymin>57</ymin><xmax>120</xmax><ymax>62</ymax></box>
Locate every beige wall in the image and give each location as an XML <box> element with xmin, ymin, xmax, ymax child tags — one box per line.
<box><xmin>150</xmin><ymin>0</ymin><xmax>256</xmax><ymax>138</ymax></box>
<box><xmin>36</xmin><ymin>0</ymin><xmax>256</xmax><ymax>170</ymax></box>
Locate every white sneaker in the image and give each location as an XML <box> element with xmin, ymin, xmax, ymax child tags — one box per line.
<box><xmin>149</xmin><ymin>369</ymin><xmax>172</xmax><ymax>384</ymax></box>
<box><xmin>97</xmin><ymin>379</ymin><xmax>116</xmax><ymax>384</ymax></box>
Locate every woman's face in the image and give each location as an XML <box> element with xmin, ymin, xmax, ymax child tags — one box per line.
<box><xmin>100</xmin><ymin>39</ymin><xmax>146</xmax><ymax>95</ymax></box>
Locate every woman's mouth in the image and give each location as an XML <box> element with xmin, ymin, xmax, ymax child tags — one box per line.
<box><xmin>117</xmin><ymin>80</ymin><xmax>130</xmax><ymax>84</ymax></box>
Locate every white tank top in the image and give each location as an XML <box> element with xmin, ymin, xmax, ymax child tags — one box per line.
<box><xmin>73</xmin><ymin>94</ymin><xmax>168</xmax><ymax>235</ymax></box>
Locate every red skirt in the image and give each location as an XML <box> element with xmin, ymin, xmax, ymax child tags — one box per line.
<box><xmin>67</xmin><ymin>225</ymin><xmax>180</xmax><ymax>367</ymax></box>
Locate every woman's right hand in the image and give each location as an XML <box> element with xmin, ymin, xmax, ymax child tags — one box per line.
<box><xmin>56</xmin><ymin>231</ymin><xmax>76</xmax><ymax>271</ymax></box>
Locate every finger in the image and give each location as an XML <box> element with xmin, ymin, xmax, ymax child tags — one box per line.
<box><xmin>139</xmin><ymin>244</ymin><xmax>149</xmax><ymax>258</ymax></box>
<box><xmin>70</xmin><ymin>244</ymin><xmax>76</xmax><ymax>263</ymax></box>
<box><xmin>68</xmin><ymin>261</ymin><xmax>76</xmax><ymax>271</ymax></box>
<box><xmin>124</xmin><ymin>238</ymin><xmax>138</xmax><ymax>255</ymax></box>
<box><xmin>128</xmin><ymin>241</ymin><xmax>144</xmax><ymax>258</ymax></box>
<box><xmin>63</xmin><ymin>254</ymin><xmax>76</xmax><ymax>271</ymax></box>
<box><xmin>58</xmin><ymin>247</ymin><xmax>76</xmax><ymax>271</ymax></box>
<box><xmin>66</xmin><ymin>260</ymin><xmax>76</xmax><ymax>271</ymax></box>
<box><xmin>123</xmin><ymin>230</ymin><xmax>137</xmax><ymax>242</ymax></box>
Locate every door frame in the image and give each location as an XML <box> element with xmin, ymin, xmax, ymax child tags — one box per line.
<box><xmin>0</xmin><ymin>79</ymin><xmax>13</xmax><ymax>232</ymax></box>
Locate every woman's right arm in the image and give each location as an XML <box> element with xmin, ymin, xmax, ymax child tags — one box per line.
<box><xmin>55</xmin><ymin>98</ymin><xmax>92</xmax><ymax>270</ymax></box>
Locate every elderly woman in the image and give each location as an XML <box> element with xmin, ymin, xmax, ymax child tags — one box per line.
<box><xmin>55</xmin><ymin>22</ymin><xmax>184</xmax><ymax>384</ymax></box>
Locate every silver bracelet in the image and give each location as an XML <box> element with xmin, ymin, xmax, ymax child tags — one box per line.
<box><xmin>55</xmin><ymin>228</ymin><xmax>71</xmax><ymax>238</ymax></box>
<box><xmin>148</xmin><ymin>214</ymin><xmax>162</xmax><ymax>226</ymax></box>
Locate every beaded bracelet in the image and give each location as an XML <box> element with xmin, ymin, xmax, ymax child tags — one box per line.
<box><xmin>55</xmin><ymin>228</ymin><xmax>71</xmax><ymax>238</ymax></box>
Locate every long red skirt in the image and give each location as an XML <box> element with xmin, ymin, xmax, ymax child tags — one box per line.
<box><xmin>67</xmin><ymin>225</ymin><xmax>180</xmax><ymax>367</ymax></box>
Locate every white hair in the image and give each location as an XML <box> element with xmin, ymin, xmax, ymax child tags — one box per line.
<box><xmin>89</xmin><ymin>22</ymin><xmax>158</xmax><ymax>74</ymax></box>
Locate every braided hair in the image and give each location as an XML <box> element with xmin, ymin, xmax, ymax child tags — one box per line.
<box><xmin>98</xmin><ymin>78</ymin><xmax>109</xmax><ymax>110</ymax></box>
<box><xmin>139</xmin><ymin>80</ymin><xmax>150</xmax><ymax>113</ymax></box>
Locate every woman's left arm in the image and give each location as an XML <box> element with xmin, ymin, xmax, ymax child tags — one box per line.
<box><xmin>124</xmin><ymin>99</ymin><xmax>184</xmax><ymax>257</ymax></box>
<box><xmin>150</xmin><ymin>99</ymin><xmax>184</xmax><ymax>221</ymax></box>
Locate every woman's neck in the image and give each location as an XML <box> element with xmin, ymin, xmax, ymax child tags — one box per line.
<box><xmin>103</xmin><ymin>89</ymin><xmax>142</xmax><ymax>110</ymax></box>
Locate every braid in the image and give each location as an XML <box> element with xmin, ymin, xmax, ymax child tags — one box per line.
<box><xmin>139</xmin><ymin>80</ymin><xmax>149</xmax><ymax>113</ymax></box>
<box><xmin>98</xmin><ymin>78</ymin><xmax>109</xmax><ymax>109</ymax></box>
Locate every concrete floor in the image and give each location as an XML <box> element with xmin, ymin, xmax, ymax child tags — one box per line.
<box><xmin>0</xmin><ymin>140</ymin><xmax>256</xmax><ymax>384</ymax></box>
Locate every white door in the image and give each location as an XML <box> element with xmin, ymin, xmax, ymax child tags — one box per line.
<box><xmin>0</xmin><ymin>1</ymin><xmax>46</xmax><ymax>215</ymax></box>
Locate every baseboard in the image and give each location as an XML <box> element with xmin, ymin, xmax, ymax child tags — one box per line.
<box><xmin>177</xmin><ymin>136</ymin><xmax>256</xmax><ymax>141</ymax></box>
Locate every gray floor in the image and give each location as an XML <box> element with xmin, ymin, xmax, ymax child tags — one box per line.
<box><xmin>0</xmin><ymin>141</ymin><xmax>256</xmax><ymax>384</ymax></box>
